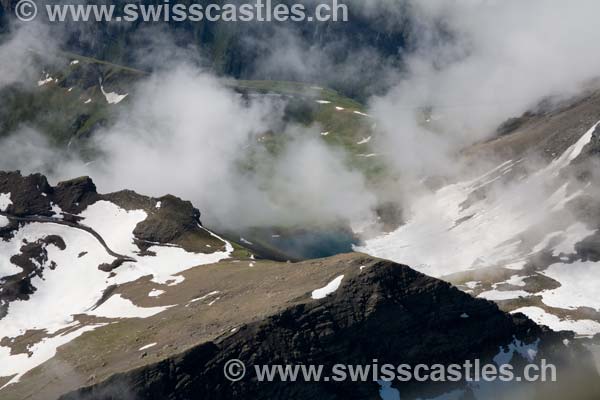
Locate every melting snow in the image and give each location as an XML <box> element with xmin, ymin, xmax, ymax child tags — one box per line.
<box><xmin>316</xmin><ymin>100</ymin><xmax>331</xmax><ymax>104</ymax></box>
<box><xmin>88</xmin><ymin>294</ymin><xmax>170</xmax><ymax>319</ymax></box>
<box><xmin>512</xmin><ymin>306</ymin><xmax>600</xmax><ymax>337</ymax></box>
<box><xmin>148</xmin><ymin>289</ymin><xmax>165</xmax><ymax>297</ymax></box>
<box><xmin>0</xmin><ymin>200</ymin><xmax>233</xmax><ymax>385</ymax></box>
<box><xmin>37</xmin><ymin>73</ymin><xmax>54</xmax><ymax>86</ymax></box>
<box><xmin>335</xmin><ymin>106</ymin><xmax>345</xmax><ymax>111</ymax></box>
<box><xmin>539</xmin><ymin>261</ymin><xmax>600</xmax><ymax>311</ymax></box>
<box><xmin>100</xmin><ymin>84</ymin><xmax>128</xmax><ymax>105</ymax></box>
<box><xmin>0</xmin><ymin>324</ymin><xmax>103</xmax><ymax>388</ymax></box>
<box><xmin>0</xmin><ymin>193</ymin><xmax>12</xmax><ymax>212</ymax></box>
<box><xmin>358</xmin><ymin>122</ymin><xmax>600</xmax><ymax>279</ymax></box>
<box><xmin>84</xmin><ymin>98</ymin><xmax>92</xmax><ymax>104</ymax></box>
<box><xmin>502</xmin><ymin>275</ymin><xmax>527</xmax><ymax>287</ymax></box>
<box><xmin>240</xmin><ymin>237</ymin><xmax>254</xmax><ymax>245</ymax></box>
<box><xmin>356</xmin><ymin>136</ymin><xmax>372</xmax><ymax>145</ymax></box>
<box><xmin>477</xmin><ymin>290</ymin><xmax>530</xmax><ymax>301</ymax></box>
<box><xmin>190</xmin><ymin>291</ymin><xmax>220</xmax><ymax>303</ymax></box>
<box><xmin>70</xmin><ymin>60</ymin><xmax>79</xmax><ymax>65</ymax></box>
<box><xmin>50</xmin><ymin>203</ymin><xmax>63</xmax><ymax>220</ymax></box>
<box><xmin>311</xmin><ymin>275</ymin><xmax>344</xmax><ymax>299</ymax></box>
<box><xmin>138</xmin><ymin>342</ymin><xmax>157</xmax><ymax>351</ymax></box>
<box><xmin>0</xmin><ymin>216</ymin><xmax>8</xmax><ymax>228</ymax></box>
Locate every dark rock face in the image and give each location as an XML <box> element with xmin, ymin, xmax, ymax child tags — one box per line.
<box><xmin>60</xmin><ymin>261</ymin><xmax>598</xmax><ymax>400</ymax></box>
<box><xmin>0</xmin><ymin>171</ymin><xmax>53</xmax><ymax>217</ymax></box>
<box><xmin>0</xmin><ymin>171</ymin><xmax>219</xmax><ymax>251</ymax></box>
<box><xmin>53</xmin><ymin>176</ymin><xmax>100</xmax><ymax>214</ymax></box>
<box><xmin>132</xmin><ymin>195</ymin><xmax>202</xmax><ymax>249</ymax></box>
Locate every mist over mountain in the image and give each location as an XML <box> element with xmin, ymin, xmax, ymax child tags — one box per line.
<box><xmin>1</xmin><ymin>1</ymin><xmax>600</xmax><ymax>399</ymax></box>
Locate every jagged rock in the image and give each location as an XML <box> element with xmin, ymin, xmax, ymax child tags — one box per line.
<box><xmin>53</xmin><ymin>176</ymin><xmax>99</xmax><ymax>214</ymax></box>
<box><xmin>58</xmin><ymin>257</ymin><xmax>599</xmax><ymax>400</ymax></box>
<box><xmin>0</xmin><ymin>171</ymin><xmax>52</xmax><ymax>217</ymax></box>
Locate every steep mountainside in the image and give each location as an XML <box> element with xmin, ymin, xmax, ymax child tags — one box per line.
<box><xmin>0</xmin><ymin>171</ymin><xmax>237</xmax><ymax>391</ymax></box>
<box><xmin>359</xmin><ymin>87</ymin><xmax>600</xmax><ymax>337</ymax></box>
<box><xmin>0</xmin><ymin>172</ymin><xmax>599</xmax><ymax>400</ymax></box>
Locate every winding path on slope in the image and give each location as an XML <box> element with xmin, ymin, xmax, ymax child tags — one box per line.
<box><xmin>0</xmin><ymin>212</ymin><xmax>137</xmax><ymax>263</ymax></box>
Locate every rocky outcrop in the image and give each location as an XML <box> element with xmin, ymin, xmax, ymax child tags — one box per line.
<box><xmin>0</xmin><ymin>235</ymin><xmax>65</xmax><ymax>319</ymax></box>
<box><xmin>59</xmin><ymin>258</ymin><xmax>599</xmax><ymax>400</ymax></box>
<box><xmin>0</xmin><ymin>171</ymin><xmax>222</xmax><ymax>251</ymax></box>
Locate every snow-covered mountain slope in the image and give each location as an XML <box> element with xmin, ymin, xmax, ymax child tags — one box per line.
<box><xmin>0</xmin><ymin>172</ymin><xmax>598</xmax><ymax>400</ymax></box>
<box><xmin>0</xmin><ymin>172</ymin><xmax>233</xmax><ymax>388</ymax></box>
<box><xmin>5</xmin><ymin>251</ymin><xmax>597</xmax><ymax>400</ymax></box>
<box><xmin>358</xmin><ymin>98</ymin><xmax>600</xmax><ymax>336</ymax></box>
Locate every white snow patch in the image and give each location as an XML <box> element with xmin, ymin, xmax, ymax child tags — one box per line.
<box><xmin>552</xmin><ymin>121</ymin><xmax>600</xmax><ymax>170</ymax></box>
<box><xmin>357</xmin><ymin>121</ymin><xmax>600</xmax><ymax>279</ymax></box>
<box><xmin>0</xmin><ymin>201</ymin><xmax>233</xmax><ymax>383</ymax></box>
<box><xmin>79</xmin><ymin>201</ymin><xmax>146</xmax><ymax>255</ymax></box>
<box><xmin>320</xmin><ymin>131</ymin><xmax>330</xmax><ymax>136</ymax></box>
<box><xmin>356</xmin><ymin>136</ymin><xmax>372</xmax><ymax>145</ymax></box>
<box><xmin>0</xmin><ymin>215</ymin><xmax>8</xmax><ymax>228</ymax></box>
<box><xmin>84</xmin><ymin>98</ymin><xmax>92</xmax><ymax>104</ymax></box>
<box><xmin>315</xmin><ymin>100</ymin><xmax>331</xmax><ymax>104</ymax></box>
<box><xmin>70</xmin><ymin>60</ymin><xmax>79</xmax><ymax>65</ymax></box>
<box><xmin>240</xmin><ymin>237</ymin><xmax>253</xmax><ymax>245</ymax></box>
<box><xmin>190</xmin><ymin>291</ymin><xmax>220</xmax><ymax>303</ymax></box>
<box><xmin>37</xmin><ymin>73</ymin><xmax>54</xmax><ymax>86</ymax></box>
<box><xmin>155</xmin><ymin>201</ymin><xmax>162</xmax><ymax>209</ymax></box>
<box><xmin>100</xmin><ymin>84</ymin><xmax>128</xmax><ymax>105</ymax></box>
<box><xmin>335</xmin><ymin>106</ymin><xmax>345</xmax><ymax>111</ymax></box>
<box><xmin>353</xmin><ymin>110</ymin><xmax>370</xmax><ymax>117</ymax></box>
<box><xmin>477</xmin><ymin>290</ymin><xmax>530</xmax><ymax>301</ymax></box>
<box><xmin>0</xmin><ymin>192</ymin><xmax>12</xmax><ymax>212</ymax></box>
<box><xmin>88</xmin><ymin>294</ymin><xmax>170</xmax><ymax>319</ymax></box>
<box><xmin>498</xmin><ymin>274</ymin><xmax>527</xmax><ymax>288</ymax></box>
<box><xmin>311</xmin><ymin>275</ymin><xmax>344</xmax><ymax>299</ymax></box>
<box><xmin>50</xmin><ymin>203</ymin><xmax>63</xmax><ymax>220</ymax></box>
<box><xmin>464</xmin><ymin>281</ymin><xmax>480</xmax><ymax>289</ymax></box>
<box><xmin>512</xmin><ymin>306</ymin><xmax>600</xmax><ymax>337</ymax></box>
<box><xmin>0</xmin><ymin>324</ymin><xmax>103</xmax><ymax>388</ymax></box>
<box><xmin>148</xmin><ymin>289</ymin><xmax>165</xmax><ymax>298</ymax></box>
<box><xmin>138</xmin><ymin>342</ymin><xmax>157</xmax><ymax>351</ymax></box>
<box><xmin>540</xmin><ymin>261</ymin><xmax>600</xmax><ymax>311</ymax></box>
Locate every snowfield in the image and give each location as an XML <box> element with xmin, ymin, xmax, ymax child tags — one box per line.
<box><xmin>0</xmin><ymin>200</ymin><xmax>233</xmax><ymax>387</ymax></box>
<box><xmin>0</xmin><ymin>192</ymin><xmax>12</xmax><ymax>211</ymax></box>
<box><xmin>100</xmin><ymin>84</ymin><xmax>128</xmax><ymax>105</ymax></box>
<box><xmin>358</xmin><ymin>122</ymin><xmax>600</xmax><ymax>335</ymax></box>
<box><xmin>312</xmin><ymin>275</ymin><xmax>344</xmax><ymax>299</ymax></box>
